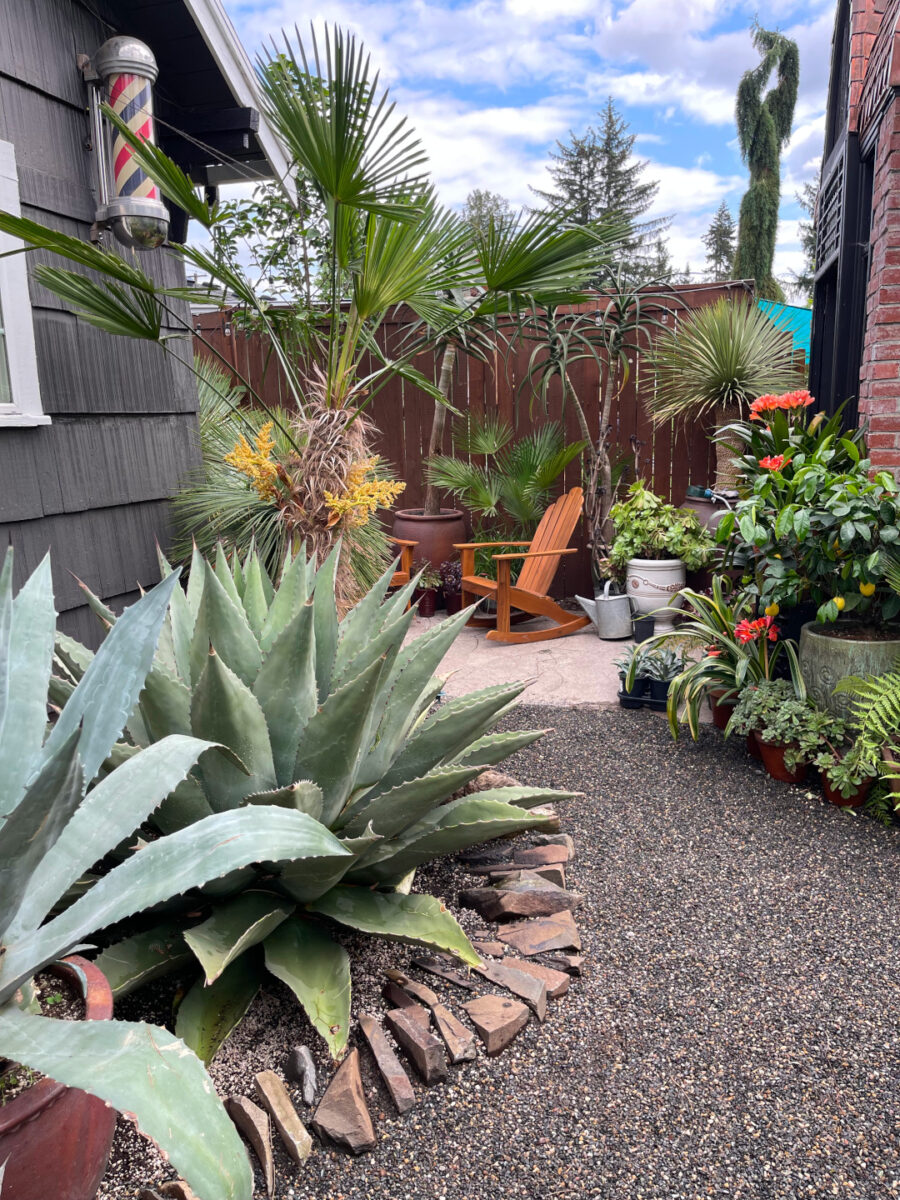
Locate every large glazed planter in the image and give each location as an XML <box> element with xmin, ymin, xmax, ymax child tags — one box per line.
<box><xmin>799</xmin><ymin>621</ymin><xmax>900</xmax><ymax>719</ymax></box>
<box><xmin>626</xmin><ymin>558</ymin><xmax>685</xmax><ymax>634</ymax></box>
<box><xmin>0</xmin><ymin>956</ymin><xmax>117</xmax><ymax>1200</ymax></box>
<box><xmin>392</xmin><ymin>508</ymin><xmax>467</xmax><ymax>571</ymax></box>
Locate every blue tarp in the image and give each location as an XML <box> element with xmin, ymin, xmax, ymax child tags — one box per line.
<box><xmin>758</xmin><ymin>299</ymin><xmax>812</xmax><ymax>360</ymax></box>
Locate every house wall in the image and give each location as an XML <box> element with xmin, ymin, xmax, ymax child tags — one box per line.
<box><xmin>0</xmin><ymin>0</ymin><xmax>200</xmax><ymax>643</ymax></box>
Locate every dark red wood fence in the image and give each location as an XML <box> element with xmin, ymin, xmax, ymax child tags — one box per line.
<box><xmin>193</xmin><ymin>281</ymin><xmax>748</xmax><ymax>595</ymax></box>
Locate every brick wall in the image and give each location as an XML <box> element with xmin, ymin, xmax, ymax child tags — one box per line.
<box><xmin>858</xmin><ymin>94</ymin><xmax>900</xmax><ymax>474</ymax></box>
<box><xmin>851</xmin><ymin>0</ymin><xmax>890</xmax><ymax>131</ymax></box>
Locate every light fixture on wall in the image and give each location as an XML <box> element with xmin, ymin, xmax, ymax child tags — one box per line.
<box><xmin>85</xmin><ymin>36</ymin><xmax>169</xmax><ymax>251</ymax></box>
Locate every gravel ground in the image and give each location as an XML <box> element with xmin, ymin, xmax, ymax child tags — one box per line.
<box><xmin>98</xmin><ymin>705</ymin><xmax>900</xmax><ymax>1200</ymax></box>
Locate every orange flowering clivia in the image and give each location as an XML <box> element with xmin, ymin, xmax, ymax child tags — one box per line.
<box><xmin>758</xmin><ymin>453</ymin><xmax>790</xmax><ymax>471</ymax></box>
<box><xmin>734</xmin><ymin>615</ymin><xmax>778</xmax><ymax>644</ymax></box>
<box><xmin>749</xmin><ymin>388</ymin><xmax>815</xmax><ymax>421</ymax></box>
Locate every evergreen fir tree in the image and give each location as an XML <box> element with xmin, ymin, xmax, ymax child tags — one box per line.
<box><xmin>792</xmin><ymin>177</ymin><xmax>818</xmax><ymax>303</ymax></box>
<box><xmin>461</xmin><ymin>188</ymin><xmax>513</xmax><ymax>235</ymax></box>
<box><xmin>531</xmin><ymin>98</ymin><xmax>667</xmax><ymax>273</ymax></box>
<box><xmin>733</xmin><ymin>23</ymin><xmax>799</xmax><ymax>301</ymax></box>
<box><xmin>702</xmin><ymin>201</ymin><xmax>736</xmax><ymax>281</ymax></box>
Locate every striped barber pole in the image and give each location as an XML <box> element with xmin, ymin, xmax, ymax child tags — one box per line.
<box><xmin>107</xmin><ymin>72</ymin><xmax>159</xmax><ymax>201</ymax></box>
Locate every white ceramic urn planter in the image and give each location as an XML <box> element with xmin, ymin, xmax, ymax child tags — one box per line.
<box><xmin>626</xmin><ymin>558</ymin><xmax>685</xmax><ymax>633</ymax></box>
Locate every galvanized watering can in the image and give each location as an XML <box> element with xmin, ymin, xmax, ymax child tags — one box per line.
<box><xmin>576</xmin><ymin>580</ymin><xmax>634</xmax><ymax>640</ymax></box>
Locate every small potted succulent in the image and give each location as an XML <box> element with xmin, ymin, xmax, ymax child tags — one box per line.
<box><xmin>615</xmin><ymin>645</ymin><xmax>649</xmax><ymax>709</ymax></box>
<box><xmin>439</xmin><ymin>559</ymin><xmax>464</xmax><ymax>614</ymax></box>
<box><xmin>727</xmin><ymin>679</ymin><xmax>830</xmax><ymax>784</ymax></box>
<box><xmin>413</xmin><ymin>563</ymin><xmax>442</xmax><ymax>617</ymax></box>
<box><xmin>643</xmin><ymin>648</ymin><xmax>686</xmax><ymax>711</ymax></box>
<box><xmin>812</xmin><ymin>737</ymin><xmax>876</xmax><ymax>808</ymax></box>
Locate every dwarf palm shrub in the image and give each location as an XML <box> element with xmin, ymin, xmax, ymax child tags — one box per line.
<box><xmin>60</xmin><ymin>546</ymin><xmax>566</xmax><ymax>1060</ymax></box>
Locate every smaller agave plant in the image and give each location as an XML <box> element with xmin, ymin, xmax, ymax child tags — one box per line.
<box><xmin>0</xmin><ymin>551</ymin><xmax>354</xmax><ymax>1200</ymax></box>
<box><xmin>60</xmin><ymin>544</ymin><xmax>568</xmax><ymax>1062</ymax></box>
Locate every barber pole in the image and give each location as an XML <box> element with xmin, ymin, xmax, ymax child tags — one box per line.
<box><xmin>92</xmin><ymin>37</ymin><xmax>169</xmax><ymax>250</ymax></box>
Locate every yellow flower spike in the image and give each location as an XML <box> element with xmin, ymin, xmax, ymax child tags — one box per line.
<box><xmin>834</xmin><ymin>596</ymin><xmax>846</xmax><ymax>611</ymax></box>
<box><xmin>224</xmin><ymin>421</ymin><xmax>279</xmax><ymax>501</ymax></box>
<box><xmin>764</xmin><ymin>602</ymin><xmax>780</xmax><ymax>617</ymax></box>
<box><xmin>860</xmin><ymin>581</ymin><xmax>876</xmax><ymax>597</ymax></box>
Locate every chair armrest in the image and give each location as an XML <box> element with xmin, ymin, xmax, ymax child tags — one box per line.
<box><xmin>390</xmin><ymin>538</ymin><xmax>418</xmax><ymax>548</ymax></box>
<box><xmin>454</xmin><ymin>540</ymin><xmax>532</xmax><ymax>550</ymax></box>
<box><xmin>492</xmin><ymin>547</ymin><xmax>579</xmax><ymax>561</ymax></box>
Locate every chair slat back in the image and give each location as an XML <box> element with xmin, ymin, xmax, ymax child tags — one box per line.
<box><xmin>517</xmin><ymin>488</ymin><xmax>584</xmax><ymax>596</ymax></box>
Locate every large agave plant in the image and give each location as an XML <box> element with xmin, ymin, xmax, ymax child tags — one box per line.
<box><xmin>0</xmin><ymin>551</ymin><xmax>349</xmax><ymax>1200</ymax></box>
<box><xmin>61</xmin><ymin>545</ymin><xmax>566</xmax><ymax>1061</ymax></box>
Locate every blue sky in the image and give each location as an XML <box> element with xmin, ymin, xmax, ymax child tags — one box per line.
<box><xmin>223</xmin><ymin>0</ymin><xmax>836</xmax><ymax>290</ymax></box>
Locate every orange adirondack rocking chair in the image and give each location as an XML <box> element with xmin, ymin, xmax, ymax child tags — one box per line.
<box><xmin>389</xmin><ymin>538</ymin><xmax>418</xmax><ymax>588</ymax></box>
<box><xmin>455</xmin><ymin>487</ymin><xmax>591</xmax><ymax>644</ymax></box>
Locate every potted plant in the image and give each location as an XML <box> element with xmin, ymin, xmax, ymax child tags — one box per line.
<box><xmin>614</xmin><ymin>645</ymin><xmax>649</xmax><ymax>708</ymax></box>
<box><xmin>812</xmin><ymin>738</ymin><xmax>876</xmax><ymax>808</ymax></box>
<box><xmin>645</xmin><ymin>296</ymin><xmax>802</xmax><ymax>494</ymax></box>
<box><xmin>727</xmin><ymin>679</ymin><xmax>827</xmax><ymax>783</ymax></box>
<box><xmin>0</xmin><ymin>552</ymin><xmax>315</xmax><ymax>1200</ymax></box>
<box><xmin>413</xmin><ymin>562</ymin><xmax>442</xmax><ymax>616</ymax></box>
<box><xmin>439</xmin><ymin>559</ymin><xmax>464</xmax><ymax>614</ymax></box>
<box><xmin>643</xmin><ymin>648</ymin><xmax>686</xmax><ymax>710</ymax></box>
<box><xmin>609</xmin><ymin>481</ymin><xmax>714</xmax><ymax>634</ymax></box>
<box><xmin>833</xmin><ymin>661</ymin><xmax>900</xmax><ymax>806</ymax></box>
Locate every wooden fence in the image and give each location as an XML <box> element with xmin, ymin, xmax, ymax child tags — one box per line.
<box><xmin>193</xmin><ymin>280</ymin><xmax>750</xmax><ymax>595</ymax></box>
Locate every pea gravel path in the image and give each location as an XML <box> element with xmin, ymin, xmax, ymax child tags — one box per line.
<box><xmin>102</xmin><ymin>705</ymin><xmax>900</xmax><ymax>1199</ymax></box>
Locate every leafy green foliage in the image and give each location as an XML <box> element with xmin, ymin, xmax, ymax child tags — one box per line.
<box><xmin>834</xmin><ymin>662</ymin><xmax>900</xmax><ymax>778</ymax></box>
<box><xmin>727</xmin><ymin>679</ymin><xmax>841</xmax><ymax>770</ymax></box>
<box><xmin>609</xmin><ymin>481</ymin><xmax>713</xmax><ymax>571</ymax></box>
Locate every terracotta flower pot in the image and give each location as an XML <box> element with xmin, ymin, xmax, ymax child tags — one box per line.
<box><xmin>746</xmin><ymin>730</ymin><xmax>762</xmax><ymax>759</ymax></box>
<box><xmin>0</xmin><ymin>956</ymin><xmax>117</xmax><ymax>1200</ymax></box>
<box><xmin>757</xmin><ymin>739</ymin><xmax>807</xmax><ymax>784</ymax></box>
<box><xmin>392</xmin><ymin>509</ymin><xmax>467</xmax><ymax>571</ymax></box>
<box><xmin>820</xmin><ymin>772</ymin><xmax>872</xmax><ymax>809</ymax></box>
<box><xmin>708</xmin><ymin>688</ymin><xmax>736</xmax><ymax>731</ymax></box>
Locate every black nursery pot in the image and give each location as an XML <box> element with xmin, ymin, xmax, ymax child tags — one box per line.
<box><xmin>619</xmin><ymin>672</ymin><xmax>649</xmax><ymax>709</ymax></box>
<box><xmin>647</xmin><ymin>679</ymin><xmax>671</xmax><ymax>711</ymax></box>
<box><xmin>632</xmin><ymin>615</ymin><xmax>656</xmax><ymax>643</ymax></box>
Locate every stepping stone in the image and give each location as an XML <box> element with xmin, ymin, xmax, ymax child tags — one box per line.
<box><xmin>156</xmin><ymin>1186</ymin><xmax>198</xmax><ymax>1200</ymax></box>
<box><xmin>472</xmin><ymin>939</ymin><xmax>506</xmax><ymax>957</ymax></box>
<box><xmin>412</xmin><ymin>955</ymin><xmax>477</xmax><ymax>989</ymax></box>
<box><xmin>532</xmin><ymin>833</ymin><xmax>576</xmax><ymax>858</ymax></box>
<box><xmin>462</xmin><ymin>769</ymin><xmax>520</xmax><ymax>794</ymax></box>
<box><xmin>255</xmin><ymin>1070</ymin><xmax>313</xmax><ymax>1166</ymax></box>
<box><xmin>530</xmin><ymin>804</ymin><xmax>561</xmax><ymax>833</ymax></box>
<box><xmin>472</xmin><ymin>958</ymin><xmax>547</xmax><ymax>1021</ymax></box>
<box><xmin>463</xmin><ymin>994</ymin><xmax>530</xmax><ymax>1056</ymax></box>
<box><xmin>384</xmin><ymin>1008</ymin><xmax>448</xmax><ymax>1085</ymax></box>
<box><xmin>284</xmin><ymin>1044</ymin><xmax>317</xmax><ymax>1106</ymax></box>
<box><xmin>226</xmin><ymin>1095</ymin><xmax>275</xmax><ymax>1196</ymax></box>
<box><xmin>358</xmin><ymin>1012</ymin><xmax>417</xmax><ymax>1115</ymax></box>
<box><xmin>464</xmin><ymin>862</ymin><xmax>520</xmax><ymax>876</ymax></box>
<box><xmin>312</xmin><ymin>1049</ymin><xmax>376</xmax><ymax>1155</ymax></box>
<box><xmin>538</xmin><ymin>952</ymin><xmax>584</xmax><ymax>976</ymax></box>
<box><xmin>498</xmin><ymin>911</ymin><xmax>582</xmax><ymax>956</ymax></box>
<box><xmin>458</xmin><ymin>847</ymin><xmax>511</xmax><ymax>867</ymax></box>
<box><xmin>383</xmin><ymin>982</ymin><xmax>431</xmax><ymax>1026</ymax></box>
<box><xmin>501</xmin><ymin>957</ymin><xmax>570</xmax><ymax>998</ymax></box>
<box><xmin>385</xmin><ymin>971</ymin><xmax>477</xmax><ymax>1063</ymax></box>
<box><xmin>460</xmin><ymin>875</ymin><xmax>582</xmax><ymax>921</ymax></box>
<box><xmin>484</xmin><ymin>864</ymin><xmax>567</xmax><ymax>887</ymax></box>
<box><xmin>514</xmin><ymin>844</ymin><xmax>570</xmax><ymax>867</ymax></box>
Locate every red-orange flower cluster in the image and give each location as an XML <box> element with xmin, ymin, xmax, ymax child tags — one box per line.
<box><xmin>758</xmin><ymin>453</ymin><xmax>789</xmax><ymax>471</ymax></box>
<box><xmin>734</xmin><ymin>615</ymin><xmax>778</xmax><ymax>644</ymax></box>
<box><xmin>748</xmin><ymin>389</ymin><xmax>815</xmax><ymax>421</ymax></box>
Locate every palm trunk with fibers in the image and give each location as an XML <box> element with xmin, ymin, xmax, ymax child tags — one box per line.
<box><xmin>563</xmin><ymin>369</ymin><xmax>608</xmax><ymax>584</ymax></box>
<box><xmin>714</xmin><ymin>404</ymin><xmax>742</xmax><ymax>492</ymax></box>
<box><xmin>423</xmin><ymin>341</ymin><xmax>457</xmax><ymax>516</ymax></box>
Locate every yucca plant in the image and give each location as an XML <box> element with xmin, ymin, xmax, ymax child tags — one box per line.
<box><xmin>644</xmin><ymin>297</ymin><xmax>802</xmax><ymax>491</ymax></box>
<box><xmin>58</xmin><ymin>545</ymin><xmax>566</xmax><ymax>1063</ymax></box>
<box><xmin>0</xmin><ymin>551</ymin><xmax>354</xmax><ymax>1200</ymax></box>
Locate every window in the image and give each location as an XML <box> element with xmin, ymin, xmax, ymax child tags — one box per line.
<box><xmin>0</xmin><ymin>140</ymin><xmax>48</xmax><ymax>426</ymax></box>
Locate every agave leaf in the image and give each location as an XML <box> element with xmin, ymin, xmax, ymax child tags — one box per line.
<box><xmin>138</xmin><ymin>665</ymin><xmax>193</xmax><ymax>740</ymax></box>
<box><xmin>252</xmin><ymin>603</ymin><xmax>317</xmax><ymax>787</ymax></box>
<box><xmin>42</xmin><ymin>571</ymin><xmax>182</xmax><ymax>789</ymax></box>
<box><xmin>0</xmin><ymin>550</ymin><xmax>12</xmax><ymax>733</ymax></box>
<box><xmin>0</xmin><ymin>729</ymin><xmax>82</xmax><ymax>937</ymax></box>
<box><xmin>54</xmin><ymin>632</ymin><xmax>93</xmax><ymax>683</ymax></box>
<box><xmin>184</xmin><ymin>892</ymin><xmax>294</xmax><ymax>985</ymax></box>
<box><xmin>244</xmin><ymin>781</ymin><xmax>324</xmax><ymax>819</ymax></box>
<box><xmin>74</xmin><ymin>579</ymin><xmax>117</xmax><ymax>627</ymax></box>
<box><xmin>8</xmin><ymin>735</ymin><xmax>219</xmax><ymax>939</ymax></box>
<box><xmin>241</xmin><ymin>553</ymin><xmax>269</xmax><ymax>638</ymax></box>
<box><xmin>272</xmin><ymin>827</ymin><xmax>380</xmax><ymax>904</ymax></box>
<box><xmin>0</xmin><ymin>555</ymin><xmax>54</xmax><ymax>812</ymax></box>
<box><xmin>371</xmin><ymin>682</ymin><xmax>526</xmax><ymax>796</ymax></box>
<box><xmin>214</xmin><ymin>544</ymin><xmax>244</xmax><ymax>609</ymax></box>
<box><xmin>292</xmin><ymin>654</ymin><xmax>388</xmax><ymax>826</ymax></box>
<box><xmin>192</xmin><ymin>654</ymin><xmax>276</xmax><ymax>809</ymax></box>
<box><xmin>309</xmin><ymin>886</ymin><xmax>479</xmax><ymax>967</ymax></box>
<box><xmin>476</xmin><ymin>785</ymin><xmax>575</xmax><ymax>809</ymax></box>
<box><xmin>332</xmin><ymin>559</ymin><xmax>398</xmax><ymax>683</ymax></box>
<box><xmin>450</xmin><ymin>728</ymin><xmax>546</xmax><ymax>769</ymax></box>
<box><xmin>168</xmin><ymin>568</ymin><xmax>195</xmax><ymax>685</ymax></box>
<box><xmin>352</xmin><ymin>796</ymin><xmax>557</xmax><ymax>884</ymax></box>
<box><xmin>1</xmin><ymin>807</ymin><xmax>348</xmax><ymax>999</ymax></box>
<box><xmin>259</xmin><ymin>549</ymin><xmax>308</xmax><ymax>654</ymax></box>
<box><xmin>176</xmin><ymin>954</ymin><xmax>264</xmax><ymax>1065</ymax></box>
<box><xmin>93</xmin><ymin>921</ymin><xmax>193</xmax><ymax>997</ymax></box>
<box><xmin>339</xmin><ymin>763</ymin><xmax>484</xmax><ymax>839</ymax></box>
<box><xmin>312</xmin><ymin>543</ymin><xmax>341</xmax><ymax>701</ymax></box>
<box><xmin>0</xmin><ymin>1008</ymin><xmax>253</xmax><ymax>1200</ymax></box>
<box><xmin>154</xmin><ymin>774</ymin><xmax>216</xmax><ymax>834</ymax></box>
<box><xmin>334</xmin><ymin>604</ymin><xmax>414</xmax><ymax>693</ymax></box>
<box><xmin>263</xmin><ymin>916</ymin><xmax>351</xmax><ymax>1060</ymax></box>
<box><xmin>196</xmin><ymin>561</ymin><xmax>262</xmax><ymax>688</ymax></box>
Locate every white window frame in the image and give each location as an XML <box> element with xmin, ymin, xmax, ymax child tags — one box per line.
<box><xmin>0</xmin><ymin>140</ymin><xmax>49</xmax><ymax>427</ymax></box>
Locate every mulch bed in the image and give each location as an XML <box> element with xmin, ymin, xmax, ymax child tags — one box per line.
<box><xmin>99</xmin><ymin>705</ymin><xmax>900</xmax><ymax>1199</ymax></box>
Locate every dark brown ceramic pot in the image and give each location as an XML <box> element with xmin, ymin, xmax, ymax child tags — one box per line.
<box><xmin>0</xmin><ymin>956</ymin><xmax>117</xmax><ymax>1200</ymax></box>
<box><xmin>413</xmin><ymin>587</ymin><xmax>438</xmax><ymax>617</ymax></box>
<box><xmin>708</xmin><ymin>688</ymin><xmax>736</xmax><ymax>732</ymax></box>
<box><xmin>392</xmin><ymin>509</ymin><xmax>467</xmax><ymax>571</ymax></box>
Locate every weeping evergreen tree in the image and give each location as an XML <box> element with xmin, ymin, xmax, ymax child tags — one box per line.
<box><xmin>733</xmin><ymin>23</ymin><xmax>799</xmax><ymax>302</ymax></box>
